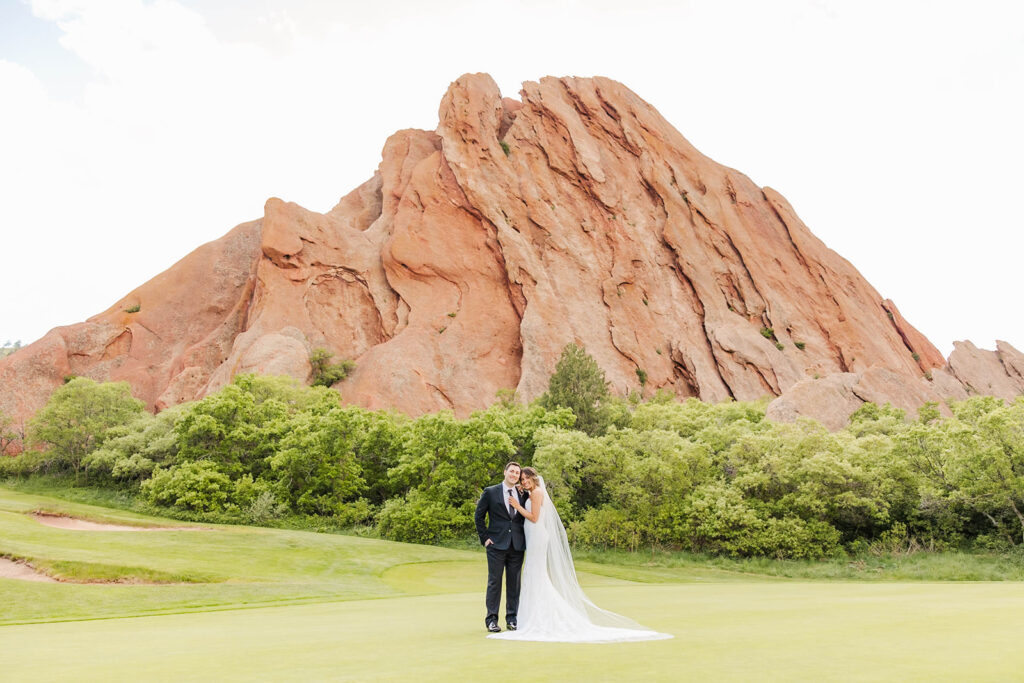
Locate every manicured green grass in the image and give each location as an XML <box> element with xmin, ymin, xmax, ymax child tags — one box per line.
<box><xmin>0</xmin><ymin>487</ymin><xmax>480</xmax><ymax>624</ymax></box>
<box><xmin>5</xmin><ymin>584</ymin><xmax>1024</xmax><ymax>682</ymax></box>
<box><xmin>573</xmin><ymin>546</ymin><xmax>1024</xmax><ymax>582</ymax></box>
<box><xmin>5</xmin><ymin>486</ymin><xmax>1024</xmax><ymax>681</ymax></box>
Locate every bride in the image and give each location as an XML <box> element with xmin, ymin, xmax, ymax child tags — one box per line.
<box><xmin>488</xmin><ymin>466</ymin><xmax>671</xmax><ymax>643</ymax></box>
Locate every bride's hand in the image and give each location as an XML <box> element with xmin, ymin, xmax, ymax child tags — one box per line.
<box><xmin>507</xmin><ymin>495</ymin><xmax>520</xmax><ymax>510</ymax></box>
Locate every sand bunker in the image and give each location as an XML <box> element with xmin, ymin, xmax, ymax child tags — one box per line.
<box><xmin>0</xmin><ymin>555</ymin><xmax>199</xmax><ymax>585</ymax></box>
<box><xmin>0</xmin><ymin>557</ymin><xmax>57</xmax><ymax>583</ymax></box>
<box><xmin>31</xmin><ymin>513</ymin><xmax>197</xmax><ymax>532</ymax></box>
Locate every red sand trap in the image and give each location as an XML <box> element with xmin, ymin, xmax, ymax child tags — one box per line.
<box><xmin>0</xmin><ymin>557</ymin><xmax>57</xmax><ymax>582</ymax></box>
<box><xmin>31</xmin><ymin>513</ymin><xmax>198</xmax><ymax>531</ymax></box>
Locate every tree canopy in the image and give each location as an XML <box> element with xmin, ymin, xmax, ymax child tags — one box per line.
<box><xmin>539</xmin><ymin>343</ymin><xmax>613</xmax><ymax>436</ymax></box>
<box><xmin>27</xmin><ymin>377</ymin><xmax>145</xmax><ymax>478</ymax></box>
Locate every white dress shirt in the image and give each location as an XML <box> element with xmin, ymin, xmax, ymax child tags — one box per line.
<box><xmin>502</xmin><ymin>482</ymin><xmax>517</xmax><ymax>516</ymax></box>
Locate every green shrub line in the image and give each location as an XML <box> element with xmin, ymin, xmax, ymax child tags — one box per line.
<box><xmin>4</xmin><ymin>347</ymin><xmax>1024</xmax><ymax>561</ymax></box>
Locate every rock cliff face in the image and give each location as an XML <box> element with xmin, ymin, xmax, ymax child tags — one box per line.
<box><xmin>1</xmin><ymin>74</ymin><xmax>1021</xmax><ymax>427</ymax></box>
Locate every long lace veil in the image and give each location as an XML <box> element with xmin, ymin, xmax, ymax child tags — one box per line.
<box><xmin>535</xmin><ymin>476</ymin><xmax>654</xmax><ymax>631</ymax></box>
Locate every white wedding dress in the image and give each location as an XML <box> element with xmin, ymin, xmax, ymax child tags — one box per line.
<box><xmin>488</xmin><ymin>479</ymin><xmax>671</xmax><ymax>643</ymax></box>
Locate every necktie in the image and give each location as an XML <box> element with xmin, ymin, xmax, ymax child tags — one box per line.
<box><xmin>507</xmin><ymin>487</ymin><xmax>515</xmax><ymax>517</ymax></box>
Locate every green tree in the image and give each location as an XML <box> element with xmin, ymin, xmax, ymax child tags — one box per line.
<box><xmin>895</xmin><ymin>419</ymin><xmax>971</xmax><ymax>548</ymax></box>
<box><xmin>539</xmin><ymin>343</ymin><xmax>612</xmax><ymax>436</ymax></box>
<box><xmin>724</xmin><ymin>422</ymin><xmax>880</xmax><ymax>536</ymax></box>
<box><xmin>350</xmin><ymin>409</ymin><xmax>407</xmax><ymax>505</ymax></box>
<box><xmin>389</xmin><ymin>412</ymin><xmax>514</xmax><ymax>504</ymax></box>
<box><xmin>27</xmin><ymin>378</ymin><xmax>145</xmax><ymax>480</ymax></box>
<box><xmin>268</xmin><ymin>407</ymin><xmax>367</xmax><ymax>516</ymax></box>
<box><xmin>377</xmin><ymin>490</ymin><xmax>468</xmax><ymax>544</ymax></box>
<box><xmin>173</xmin><ymin>374</ymin><xmax>337</xmax><ymax>479</ymax></box>
<box><xmin>309</xmin><ymin>348</ymin><xmax>355</xmax><ymax>387</ymax></box>
<box><xmin>84</xmin><ymin>405</ymin><xmax>186</xmax><ymax>485</ymax></box>
<box><xmin>142</xmin><ymin>461</ymin><xmax>234</xmax><ymax>513</ymax></box>
<box><xmin>473</xmin><ymin>400</ymin><xmax>575</xmax><ymax>464</ymax></box>
<box><xmin>847</xmin><ymin>402</ymin><xmax>908</xmax><ymax>437</ymax></box>
<box><xmin>947</xmin><ymin>397</ymin><xmax>1024</xmax><ymax>544</ymax></box>
<box><xmin>681</xmin><ymin>482</ymin><xmax>767</xmax><ymax>556</ymax></box>
<box><xmin>560</xmin><ymin>427</ymin><xmax>714</xmax><ymax>548</ymax></box>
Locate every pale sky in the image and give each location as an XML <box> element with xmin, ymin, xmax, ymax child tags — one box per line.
<box><xmin>1</xmin><ymin>0</ymin><xmax>1022</xmax><ymax>357</ymax></box>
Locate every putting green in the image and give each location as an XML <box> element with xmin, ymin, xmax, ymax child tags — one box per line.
<box><xmin>4</xmin><ymin>583</ymin><xmax>1024</xmax><ymax>681</ymax></box>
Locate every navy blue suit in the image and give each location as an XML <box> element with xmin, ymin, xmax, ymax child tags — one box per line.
<box><xmin>475</xmin><ymin>483</ymin><xmax>529</xmax><ymax>624</ymax></box>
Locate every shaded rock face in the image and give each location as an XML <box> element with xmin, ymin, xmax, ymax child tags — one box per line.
<box><xmin>0</xmin><ymin>73</ymin><xmax>1020</xmax><ymax>425</ymax></box>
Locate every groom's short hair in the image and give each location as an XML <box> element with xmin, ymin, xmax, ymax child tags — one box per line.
<box><xmin>504</xmin><ymin>461</ymin><xmax>521</xmax><ymax>473</ymax></box>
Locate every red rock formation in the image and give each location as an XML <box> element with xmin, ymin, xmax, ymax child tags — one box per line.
<box><xmin>0</xmin><ymin>73</ymin><xmax>1020</xmax><ymax>426</ymax></box>
<box><xmin>946</xmin><ymin>340</ymin><xmax>1024</xmax><ymax>400</ymax></box>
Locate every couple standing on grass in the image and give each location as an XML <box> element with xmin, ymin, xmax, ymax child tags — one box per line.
<box><xmin>474</xmin><ymin>461</ymin><xmax>671</xmax><ymax>643</ymax></box>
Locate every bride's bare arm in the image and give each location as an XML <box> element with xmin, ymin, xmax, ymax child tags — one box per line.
<box><xmin>509</xmin><ymin>488</ymin><xmax>544</xmax><ymax>523</ymax></box>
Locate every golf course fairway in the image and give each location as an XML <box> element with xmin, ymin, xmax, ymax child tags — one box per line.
<box><xmin>2</xmin><ymin>487</ymin><xmax>1023</xmax><ymax>681</ymax></box>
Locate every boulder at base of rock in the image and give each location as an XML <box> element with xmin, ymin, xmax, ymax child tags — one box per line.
<box><xmin>765</xmin><ymin>373</ymin><xmax>862</xmax><ymax>431</ymax></box>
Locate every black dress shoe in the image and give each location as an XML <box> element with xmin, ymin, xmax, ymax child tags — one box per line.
<box><xmin>506</xmin><ymin>620</ymin><xmax>517</xmax><ymax>631</ymax></box>
<box><xmin>487</xmin><ymin>620</ymin><xmax>501</xmax><ymax>633</ymax></box>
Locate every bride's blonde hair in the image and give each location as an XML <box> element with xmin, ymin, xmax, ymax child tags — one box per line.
<box><xmin>520</xmin><ymin>466</ymin><xmax>541</xmax><ymax>487</ymax></box>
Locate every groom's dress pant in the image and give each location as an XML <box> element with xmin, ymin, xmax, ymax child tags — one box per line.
<box><xmin>485</xmin><ymin>544</ymin><xmax>524</xmax><ymax>623</ymax></box>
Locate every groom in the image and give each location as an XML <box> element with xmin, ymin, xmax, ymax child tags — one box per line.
<box><xmin>474</xmin><ymin>461</ymin><xmax>529</xmax><ymax>633</ymax></box>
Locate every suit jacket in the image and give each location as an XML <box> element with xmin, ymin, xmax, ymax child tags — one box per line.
<box><xmin>474</xmin><ymin>483</ymin><xmax>529</xmax><ymax>551</ymax></box>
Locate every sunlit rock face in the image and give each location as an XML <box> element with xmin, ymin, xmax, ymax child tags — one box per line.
<box><xmin>1</xmin><ymin>73</ymin><xmax>1019</xmax><ymax>426</ymax></box>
